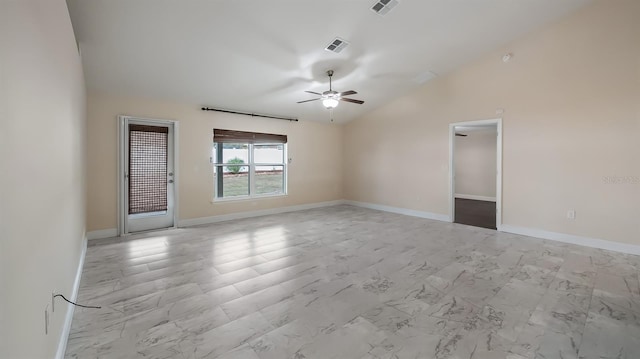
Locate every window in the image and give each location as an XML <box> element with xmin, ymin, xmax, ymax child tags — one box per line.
<box><xmin>213</xmin><ymin>129</ymin><xmax>287</xmax><ymax>200</ymax></box>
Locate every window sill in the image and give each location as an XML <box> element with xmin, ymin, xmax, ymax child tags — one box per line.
<box><xmin>211</xmin><ymin>193</ymin><xmax>288</xmax><ymax>204</ymax></box>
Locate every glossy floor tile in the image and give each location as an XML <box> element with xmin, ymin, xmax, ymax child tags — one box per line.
<box><xmin>65</xmin><ymin>205</ymin><xmax>640</xmax><ymax>358</ymax></box>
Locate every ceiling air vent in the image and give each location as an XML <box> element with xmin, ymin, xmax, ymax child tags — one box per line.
<box><xmin>371</xmin><ymin>0</ymin><xmax>399</xmax><ymax>16</ymax></box>
<box><xmin>325</xmin><ymin>37</ymin><xmax>349</xmax><ymax>53</ymax></box>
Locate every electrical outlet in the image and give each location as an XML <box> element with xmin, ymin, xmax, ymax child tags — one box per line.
<box><xmin>567</xmin><ymin>210</ymin><xmax>576</xmax><ymax>220</ymax></box>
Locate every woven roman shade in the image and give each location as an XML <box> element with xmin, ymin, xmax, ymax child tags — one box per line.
<box><xmin>213</xmin><ymin>129</ymin><xmax>287</xmax><ymax>144</ymax></box>
<box><xmin>129</xmin><ymin>124</ymin><xmax>168</xmax><ymax>214</ymax></box>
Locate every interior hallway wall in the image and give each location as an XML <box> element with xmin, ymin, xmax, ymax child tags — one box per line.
<box><xmin>0</xmin><ymin>0</ymin><xmax>87</xmax><ymax>357</ymax></box>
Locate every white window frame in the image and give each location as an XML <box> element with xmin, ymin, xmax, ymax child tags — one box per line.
<box><xmin>212</xmin><ymin>142</ymin><xmax>288</xmax><ymax>202</ymax></box>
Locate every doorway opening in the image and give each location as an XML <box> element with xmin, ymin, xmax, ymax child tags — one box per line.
<box><xmin>449</xmin><ymin>119</ymin><xmax>502</xmax><ymax>230</ymax></box>
<box><xmin>118</xmin><ymin>116</ymin><xmax>178</xmax><ymax>235</ymax></box>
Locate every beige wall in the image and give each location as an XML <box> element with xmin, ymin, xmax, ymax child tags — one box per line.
<box><xmin>344</xmin><ymin>0</ymin><xmax>640</xmax><ymax>245</ymax></box>
<box><xmin>455</xmin><ymin>130</ymin><xmax>497</xmax><ymax>199</ymax></box>
<box><xmin>0</xmin><ymin>0</ymin><xmax>87</xmax><ymax>358</ymax></box>
<box><xmin>86</xmin><ymin>94</ymin><xmax>343</xmax><ymax>231</ymax></box>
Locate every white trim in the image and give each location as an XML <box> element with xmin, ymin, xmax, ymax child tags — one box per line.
<box><xmin>92</xmin><ymin>198</ymin><xmax>640</xmax><ymax>257</ymax></box>
<box><xmin>500</xmin><ymin>224</ymin><xmax>640</xmax><ymax>256</ymax></box>
<box><xmin>117</xmin><ymin>118</ymin><xmax>124</xmax><ymax>238</ymax></box>
<box><xmin>449</xmin><ymin>118</ymin><xmax>502</xmax><ymax>228</ymax></box>
<box><xmin>344</xmin><ymin>200</ymin><xmax>450</xmax><ymax>222</ymax></box>
<box><xmin>454</xmin><ymin>194</ymin><xmax>497</xmax><ymax>202</ymax></box>
<box><xmin>55</xmin><ymin>236</ymin><xmax>87</xmax><ymax>359</ymax></box>
<box><xmin>173</xmin><ymin>122</ymin><xmax>180</xmax><ymax>229</ymax></box>
<box><xmin>86</xmin><ymin>228</ymin><xmax>118</xmax><ymax>240</ymax></box>
<box><xmin>178</xmin><ymin>200</ymin><xmax>345</xmax><ymax>227</ymax></box>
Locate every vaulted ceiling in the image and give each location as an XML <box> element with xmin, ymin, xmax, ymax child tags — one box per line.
<box><xmin>67</xmin><ymin>0</ymin><xmax>591</xmax><ymax>123</ymax></box>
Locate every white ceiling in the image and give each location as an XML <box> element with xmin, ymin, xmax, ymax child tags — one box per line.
<box><xmin>67</xmin><ymin>0</ymin><xmax>590</xmax><ymax>123</ymax></box>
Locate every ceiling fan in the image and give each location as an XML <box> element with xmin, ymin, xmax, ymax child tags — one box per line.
<box><xmin>297</xmin><ymin>70</ymin><xmax>364</xmax><ymax>109</ymax></box>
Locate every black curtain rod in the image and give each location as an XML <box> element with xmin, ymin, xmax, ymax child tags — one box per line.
<box><xmin>201</xmin><ymin>107</ymin><xmax>298</xmax><ymax>122</ymax></box>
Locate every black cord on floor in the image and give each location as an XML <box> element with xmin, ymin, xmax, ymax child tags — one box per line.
<box><xmin>53</xmin><ymin>294</ymin><xmax>102</xmax><ymax>309</ymax></box>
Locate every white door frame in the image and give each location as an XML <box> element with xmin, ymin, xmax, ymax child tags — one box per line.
<box><xmin>118</xmin><ymin>115</ymin><xmax>179</xmax><ymax>236</ymax></box>
<box><xmin>448</xmin><ymin>118</ymin><xmax>503</xmax><ymax>230</ymax></box>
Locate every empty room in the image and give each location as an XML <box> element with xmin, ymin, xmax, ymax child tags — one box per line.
<box><xmin>2</xmin><ymin>0</ymin><xmax>640</xmax><ymax>358</ymax></box>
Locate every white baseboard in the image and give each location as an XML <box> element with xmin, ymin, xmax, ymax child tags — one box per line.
<box><xmin>86</xmin><ymin>228</ymin><xmax>117</xmax><ymax>240</ymax></box>
<box><xmin>500</xmin><ymin>224</ymin><xmax>640</xmax><ymax>256</ymax></box>
<box><xmin>87</xmin><ymin>201</ymin><xmax>640</xmax><ymax>256</ymax></box>
<box><xmin>87</xmin><ymin>201</ymin><xmax>346</xmax><ymax>238</ymax></box>
<box><xmin>344</xmin><ymin>200</ymin><xmax>451</xmax><ymax>222</ymax></box>
<box><xmin>455</xmin><ymin>193</ymin><xmax>496</xmax><ymax>202</ymax></box>
<box><xmin>55</xmin><ymin>235</ymin><xmax>87</xmax><ymax>359</ymax></box>
<box><xmin>178</xmin><ymin>200</ymin><xmax>346</xmax><ymax>227</ymax></box>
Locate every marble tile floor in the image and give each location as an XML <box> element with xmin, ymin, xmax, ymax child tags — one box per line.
<box><xmin>65</xmin><ymin>205</ymin><xmax>640</xmax><ymax>359</ymax></box>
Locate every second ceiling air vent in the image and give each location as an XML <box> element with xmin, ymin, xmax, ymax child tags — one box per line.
<box><xmin>325</xmin><ymin>38</ymin><xmax>349</xmax><ymax>53</ymax></box>
<box><xmin>371</xmin><ymin>0</ymin><xmax>399</xmax><ymax>16</ymax></box>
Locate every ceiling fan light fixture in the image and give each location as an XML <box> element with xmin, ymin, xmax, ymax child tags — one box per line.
<box><xmin>297</xmin><ymin>70</ymin><xmax>362</xmax><ymax>111</ymax></box>
<box><xmin>322</xmin><ymin>97</ymin><xmax>339</xmax><ymax>109</ymax></box>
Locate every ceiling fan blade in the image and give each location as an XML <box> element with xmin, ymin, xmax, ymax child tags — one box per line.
<box><xmin>339</xmin><ymin>90</ymin><xmax>357</xmax><ymax>96</ymax></box>
<box><xmin>297</xmin><ymin>98</ymin><xmax>321</xmax><ymax>104</ymax></box>
<box><xmin>340</xmin><ymin>97</ymin><xmax>364</xmax><ymax>105</ymax></box>
<box><xmin>305</xmin><ymin>91</ymin><xmax>322</xmax><ymax>96</ymax></box>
